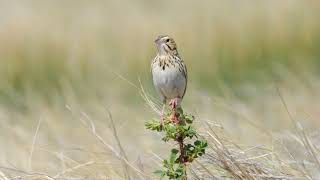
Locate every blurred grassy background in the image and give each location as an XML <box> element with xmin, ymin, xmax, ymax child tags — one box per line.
<box><xmin>0</xmin><ymin>0</ymin><xmax>320</xmax><ymax>178</ymax></box>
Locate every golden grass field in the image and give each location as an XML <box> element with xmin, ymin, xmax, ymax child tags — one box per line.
<box><xmin>0</xmin><ymin>0</ymin><xmax>320</xmax><ymax>179</ymax></box>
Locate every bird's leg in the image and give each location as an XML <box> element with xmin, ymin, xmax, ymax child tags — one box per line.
<box><xmin>169</xmin><ymin>98</ymin><xmax>177</xmax><ymax>109</ymax></box>
<box><xmin>169</xmin><ymin>98</ymin><xmax>179</xmax><ymax>124</ymax></box>
<box><xmin>160</xmin><ymin>103</ymin><xmax>165</xmax><ymax>124</ymax></box>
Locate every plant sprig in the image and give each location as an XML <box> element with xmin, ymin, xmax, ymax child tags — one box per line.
<box><xmin>146</xmin><ymin>107</ymin><xmax>207</xmax><ymax>180</ymax></box>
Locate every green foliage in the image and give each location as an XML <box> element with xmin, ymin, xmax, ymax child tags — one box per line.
<box><xmin>184</xmin><ymin>140</ymin><xmax>208</xmax><ymax>162</ymax></box>
<box><xmin>145</xmin><ymin>107</ymin><xmax>207</xmax><ymax>179</ymax></box>
<box><xmin>145</xmin><ymin>119</ymin><xmax>163</xmax><ymax>132</ymax></box>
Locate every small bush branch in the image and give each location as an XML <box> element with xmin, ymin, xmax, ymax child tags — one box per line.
<box><xmin>146</xmin><ymin>106</ymin><xmax>207</xmax><ymax>180</ymax></box>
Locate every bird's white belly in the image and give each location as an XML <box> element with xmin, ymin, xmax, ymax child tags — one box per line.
<box><xmin>152</xmin><ymin>65</ymin><xmax>186</xmax><ymax>100</ymax></box>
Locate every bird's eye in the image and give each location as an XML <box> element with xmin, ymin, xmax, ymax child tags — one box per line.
<box><xmin>166</xmin><ymin>39</ymin><xmax>170</xmax><ymax>43</ymax></box>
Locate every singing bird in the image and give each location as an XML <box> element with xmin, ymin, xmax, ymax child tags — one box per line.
<box><xmin>151</xmin><ymin>35</ymin><xmax>187</xmax><ymax>121</ymax></box>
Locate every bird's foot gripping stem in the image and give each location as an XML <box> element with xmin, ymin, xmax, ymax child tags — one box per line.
<box><xmin>169</xmin><ymin>98</ymin><xmax>179</xmax><ymax>124</ymax></box>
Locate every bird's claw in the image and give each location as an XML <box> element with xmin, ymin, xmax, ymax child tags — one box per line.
<box><xmin>169</xmin><ymin>99</ymin><xmax>177</xmax><ymax>110</ymax></box>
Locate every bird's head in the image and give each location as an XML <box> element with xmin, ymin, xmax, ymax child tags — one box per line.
<box><xmin>154</xmin><ymin>35</ymin><xmax>178</xmax><ymax>56</ymax></box>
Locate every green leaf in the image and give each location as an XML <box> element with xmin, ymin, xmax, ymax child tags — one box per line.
<box><xmin>171</xmin><ymin>148</ymin><xmax>179</xmax><ymax>154</ymax></box>
<box><xmin>145</xmin><ymin>119</ymin><xmax>163</xmax><ymax>132</ymax></box>
<box><xmin>183</xmin><ymin>126</ymin><xmax>197</xmax><ymax>138</ymax></box>
<box><xmin>163</xmin><ymin>159</ymin><xmax>169</xmax><ymax>168</ymax></box>
<box><xmin>185</xmin><ymin>114</ymin><xmax>194</xmax><ymax>124</ymax></box>
<box><xmin>153</xmin><ymin>170</ymin><xmax>165</xmax><ymax>175</ymax></box>
<box><xmin>154</xmin><ymin>170</ymin><xmax>166</xmax><ymax>179</ymax></box>
<box><xmin>162</xmin><ymin>136</ymin><xmax>170</xmax><ymax>142</ymax></box>
<box><xmin>170</xmin><ymin>150</ymin><xmax>178</xmax><ymax>163</ymax></box>
<box><xmin>194</xmin><ymin>140</ymin><xmax>201</xmax><ymax>146</ymax></box>
<box><xmin>203</xmin><ymin>141</ymin><xmax>208</xmax><ymax>147</ymax></box>
<box><xmin>176</xmin><ymin>107</ymin><xmax>183</xmax><ymax>115</ymax></box>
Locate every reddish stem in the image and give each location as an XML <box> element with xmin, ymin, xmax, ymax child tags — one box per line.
<box><xmin>171</xmin><ymin>101</ymin><xmax>187</xmax><ymax>180</ymax></box>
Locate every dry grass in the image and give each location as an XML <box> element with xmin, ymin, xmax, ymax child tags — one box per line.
<box><xmin>0</xmin><ymin>79</ymin><xmax>319</xmax><ymax>179</ymax></box>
